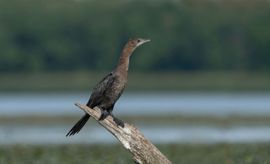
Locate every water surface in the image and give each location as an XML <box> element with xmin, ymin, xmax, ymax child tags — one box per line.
<box><xmin>1</xmin><ymin>124</ymin><xmax>270</xmax><ymax>145</ymax></box>
<box><xmin>0</xmin><ymin>92</ymin><xmax>270</xmax><ymax>116</ymax></box>
<box><xmin>1</xmin><ymin>92</ymin><xmax>270</xmax><ymax>144</ymax></box>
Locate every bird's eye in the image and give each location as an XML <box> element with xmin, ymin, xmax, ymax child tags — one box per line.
<box><xmin>137</xmin><ymin>40</ymin><xmax>141</xmax><ymax>43</ymax></box>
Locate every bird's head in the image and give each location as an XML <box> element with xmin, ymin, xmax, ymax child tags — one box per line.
<box><xmin>127</xmin><ymin>38</ymin><xmax>151</xmax><ymax>49</ymax></box>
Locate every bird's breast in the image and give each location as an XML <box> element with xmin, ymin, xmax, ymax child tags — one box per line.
<box><xmin>100</xmin><ymin>71</ymin><xmax>128</xmax><ymax>105</ymax></box>
<box><xmin>113</xmin><ymin>76</ymin><xmax>126</xmax><ymax>93</ymax></box>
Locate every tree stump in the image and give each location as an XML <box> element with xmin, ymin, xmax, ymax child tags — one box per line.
<box><xmin>74</xmin><ymin>103</ymin><xmax>171</xmax><ymax>164</ymax></box>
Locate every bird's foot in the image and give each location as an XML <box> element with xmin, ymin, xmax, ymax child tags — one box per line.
<box><xmin>113</xmin><ymin>117</ymin><xmax>125</xmax><ymax>128</ymax></box>
<box><xmin>99</xmin><ymin>110</ymin><xmax>109</xmax><ymax>121</ymax></box>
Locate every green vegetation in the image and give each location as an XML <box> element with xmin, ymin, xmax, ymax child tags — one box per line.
<box><xmin>0</xmin><ymin>0</ymin><xmax>270</xmax><ymax>72</ymax></box>
<box><xmin>0</xmin><ymin>144</ymin><xmax>269</xmax><ymax>164</ymax></box>
<box><xmin>2</xmin><ymin>115</ymin><xmax>270</xmax><ymax>127</ymax></box>
<box><xmin>1</xmin><ymin>71</ymin><xmax>270</xmax><ymax>91</ymax></box>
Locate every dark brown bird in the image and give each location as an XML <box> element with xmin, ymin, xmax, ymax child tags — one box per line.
<box><xmin>66</xmin><ymin>38</ymin><xmax>150</xmax><ymax>136</ymax></box>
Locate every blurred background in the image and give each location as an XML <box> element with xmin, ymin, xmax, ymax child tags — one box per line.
<box><xmin>1</xmin><ymin>0</ymin><xmax>270</xmax><ymax>163</ymax></box>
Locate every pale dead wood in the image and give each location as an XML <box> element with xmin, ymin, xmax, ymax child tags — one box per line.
<box><xmin>74</xmin><ymin>103</ymin><xmax>172</xmax><ymax>164</ymax></box>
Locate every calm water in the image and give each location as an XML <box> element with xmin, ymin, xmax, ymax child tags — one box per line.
<box><xmin>0</xmin><ymin>91</ymin><xmax>270</xmax><ymax>116</ymax></box>
<box><xmin>1</xmin><ymin>124</ymin><xmax>270</xmax><ymax>145</ymax></box>
<box><xmin>0</xmin><ymin>91</ymin><xmax>270</xmax><ymax>144</ymax></box>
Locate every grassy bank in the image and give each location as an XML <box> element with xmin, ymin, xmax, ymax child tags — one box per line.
<box><xmin>1</xmin><ymin>71</ymin><xmax>270</xmax><ymax>91</ymax></box>
<box><xmin>0</xmin><ymin>144</ymin><xmax>269</xmax><ymax>164</ymax></box>
<box><xmin>2</xmin><ymin>115</ymin><xmax>270</xmax><ymax>126</ymax></box>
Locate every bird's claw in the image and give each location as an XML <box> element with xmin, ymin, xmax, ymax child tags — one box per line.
<box><xmin>113</xmin><ymin>117</ymin><xmax>125</xmax><ymax>128</ymax></box>
<box><xmin>99</xmin><ymin>110</ymin><xmax>109</xmax><ymax>121</ymax></box>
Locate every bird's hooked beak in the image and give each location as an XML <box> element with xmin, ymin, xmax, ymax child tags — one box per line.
<box><xmin>137</xmin><ymin>38</ymin><xmax>151</xmax><ymax>46</ymax></box>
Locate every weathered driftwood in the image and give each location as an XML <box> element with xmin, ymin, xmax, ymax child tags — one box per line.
<box><xmin>74</xmin><ymin>103</ymin><xmax>171</xmax><ymax>164</ymax></box>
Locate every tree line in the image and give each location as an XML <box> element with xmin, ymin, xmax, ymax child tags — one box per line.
<box><xmin>0</xmin><ymin>0</ymin><xmax>269</xmax><ymax>72</ymax></box>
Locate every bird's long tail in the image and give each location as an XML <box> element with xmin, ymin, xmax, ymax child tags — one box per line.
<box><xmin>66</xmin><ymin>114</ymin><xmax>90</xmax><ymax>137</ymax></box>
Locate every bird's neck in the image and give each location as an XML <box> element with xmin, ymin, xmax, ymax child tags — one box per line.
<box><xmin>116</xmin><ymin>46</ymin><xmax>134</xmax><ymax>73</ymax></box>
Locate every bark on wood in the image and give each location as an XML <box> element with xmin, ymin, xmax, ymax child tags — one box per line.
<box><xmin>74</xmin><ymin>103</ymin><xmax>172</xmax><ymax>164</ymax></box>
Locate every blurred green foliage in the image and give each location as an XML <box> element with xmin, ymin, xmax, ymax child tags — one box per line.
<box><xmin>1</xmin><ymin>71</ymin><xmax>270</xmax><ymax>91</ymax></box>
<box><xmin>0</xmin><ymin>0</ymin><xmax>269</xmax><ymax>72</ymax></box>
<box><xmin>1</xmin><ymin>144</ymin><xmax>270</xmax><ymax>164</ymax></box>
